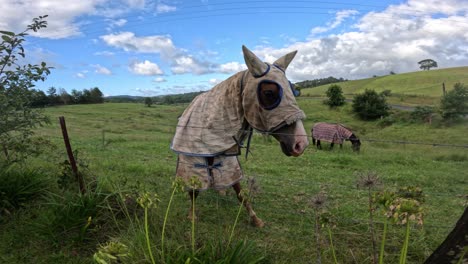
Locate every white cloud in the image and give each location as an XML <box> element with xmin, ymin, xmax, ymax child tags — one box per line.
<box><xmin>311</xmin><ymin>10</ymin><xmax>358</xmax><ymax>35</ymax></box>
<box><xmin>75</xmin><ymin>72</ymin><xmax>86</xmax><ymax>78</ymax></box>
<box><xmin>153</xmin><ymin>77</ymin><xmax>166</xmax><ymax>82</ymax></box>
<box><xmin>253</xmin><ymin>1</ymin><xmax>468</xmax><ymax>81</ymax></box>
<box><xmin>218</xmin><ymin>62</ymin><xmax>246</xmax><ymax>73</ymax></box>
<box><xmin>156</xmin><ymin>3</ymin><xmax>177</xmax><ymax>14</ymax></box>
<box><xmin>123</xmin><ymin>0</ymin><xmax>146</xmax><ymax>9</ymax></box>
<box><xmin>101</xmin><ymin>31</ymin><xmax>217</xmax><ymax>75</ymax></box>
<box><xmin>109</xmin><ymin>18</ymin><xmax>127</xmax><ymax>27</ymax></box>
<box><xmin>209</xmin><ymin>79</ymin><xmax>222</xmax><ymax>85</ymax></box>
<box><xmin>129</xmin><ymin>60</ymin><xmax>164</xmax><ymax>75</ymax></box>
<box><xmin>94</xmin><ymin>51</ymin><xmax>115</xmax><ymax>56</ymax></box>
<box><xmin>93</xmin><ymin>64</ymin><xmax>112</xmax><ymax>75</ymax></box>
<box><xmin>100</xmin><ymin>32</ymin><xmax>177</xmax><ymax>57</ymax></box>
<box><xmin>0</xmin><ymin>0</ymin><xmax>109</xmax><ymax>39</ymax></box>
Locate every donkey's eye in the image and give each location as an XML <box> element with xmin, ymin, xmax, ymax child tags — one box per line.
<box><xmin>257</xmin><ymin>81</ymin><xmax>283</xmax><ymax>110</ymax></box>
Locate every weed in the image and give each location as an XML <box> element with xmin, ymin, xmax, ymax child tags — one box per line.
<box><xmin>0</xmin><ymin>167</ymin><xmax>49</xmax><ymax>219</ymax></box>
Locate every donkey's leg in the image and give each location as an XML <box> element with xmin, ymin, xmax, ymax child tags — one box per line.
<box><xmin>317</xmin><ymin>140</ymin><xmax>322</xmax><ymax>149</ymax></box>
<box><xmin>232</xmin><ymin>182</ymin><xmax>264</xmax><ymax>228</ymax></box>
<box><xmin>187</xmin><ymin>190</ymin><xmax>199</xmax><ymax>221</ymax></box>
<box><xmin>330</xmin><ymin>142</ymin><xmax>334</xmax><ymax>150</ymax></box>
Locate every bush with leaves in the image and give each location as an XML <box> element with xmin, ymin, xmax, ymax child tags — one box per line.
<box><xmin>352</xmin><ymin>89</ymin><xmax>390</xmax><ymax>120</ymax></box>
<box><xmin>324</xmin><ymin>84</ymin><xmax>346</xmax><ymax>108</ymax></box>
<box><xmin>439</xmin><ymin>83</ymin><xmax>468</xmax><ymax>120</ymax></box>
<box><xmin>0</xmin><ymin>16</ymin><xmax>52</xmax><ymax>164</ymax></box>
<box><xmin>410</xmin><ymin>106</ymin><xmax>435</xmax><ymax>123</ymax></box>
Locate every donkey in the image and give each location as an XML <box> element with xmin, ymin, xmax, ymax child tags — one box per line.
<box><xmin>171</xmin><ymin>45</ymin><xmax>309</xmax><ymax>227</ymax></box>
<box><xmin>311</xmin><ymin>122</ymin><xmax>361</xmax><ymax>152</ymax></box>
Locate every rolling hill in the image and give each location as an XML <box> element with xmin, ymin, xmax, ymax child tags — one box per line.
<box><xmin>300</xmin><ymin>66</ymin><xmax>468</xmax><ymax>99</ymax></box>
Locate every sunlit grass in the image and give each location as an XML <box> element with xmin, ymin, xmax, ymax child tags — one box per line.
<box><xmin>0</xmin><ymin>102</ymin><xmax>466</xmax><ymax>263</ymax></box>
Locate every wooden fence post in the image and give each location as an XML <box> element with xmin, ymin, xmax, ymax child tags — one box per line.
<box><xmin>59</xmin><ymin>116</ymin><xmax>86</xmax><ymax>194</ymax></box>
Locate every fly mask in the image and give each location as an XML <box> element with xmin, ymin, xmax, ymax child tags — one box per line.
<box><xmin>171</xmin><ymin>45</ymin><xmax>306</xmax><ymax>190</ymax></box>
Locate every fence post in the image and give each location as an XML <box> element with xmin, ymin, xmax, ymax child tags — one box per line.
<box><xmin>442</xmin><ymin>82</ymin><xmax>446</xmax><ymax>96</ymax></box>
<box><xmin>59</xmin><ymin>116</ymin><xmax>86</xmax><ymax>194</ymax></box>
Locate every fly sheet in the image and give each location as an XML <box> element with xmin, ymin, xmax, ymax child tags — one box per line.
<box><xmin>171</xmin><ymin>46</ymin><xmax>305</xmax><ymax>191</ymax></box>
<box><xmin>312</xmin><ymin>122</ymin><xmax>354</xmax><ymax>144</ymax></box>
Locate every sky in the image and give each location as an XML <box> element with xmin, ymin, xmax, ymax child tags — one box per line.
<box><xmin>1</xmin><ymin>0</ymin><xmax>468</xmax><ymax>96</ymax></box>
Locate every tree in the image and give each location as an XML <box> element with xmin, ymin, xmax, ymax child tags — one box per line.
<box><xmin>0</xmin><ymin>16</ymin><xmax>52</xmax><ymax>164</ymax></box>
<box><xmin>352</xmin><ymin>89</ymin><xmax>390</xmax><ymax>120</ymax></box>
<box><xmin>59</xmin><ymin>88</ymin><xmax>72</xmax><ymax>105</ymax></box>
<box><xmin>439</xmin><ymin>83</ymin><xmax>468</xmax><ymax>120</ymax></box>
<box><xmin>418</xmin><ymin>59</ymin><xmax>438</xmax><ymax>70</ymax></box>
<box><xmin>324</xmin><ymin>84</ymin><xmax>345</xmax><ymax>108</ymax></box>
<box><xmin>144</xmin><ymin>97</ymin><xmax>153</xmax><ymax>107</ymax></box>
<box><xmin>90</xmin><ymin>87</ymin><xmax>104</xmax><ymax>103</ymax></box>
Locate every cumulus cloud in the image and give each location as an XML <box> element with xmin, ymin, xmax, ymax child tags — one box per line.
<box><xmin>129</xmin><ymin>60</ymin><xmax>164</xmax><ymax>75</ymax></box>
<box><xmin>310</xmin><ymin>10</ymin><xmax>359</xmax><ymax>35</ymax></box>
<box><xmin>218</xmin><ymin>62</ymin><xmax>247</xmax><ymax>73</ymax></box>
<box><xmin>156</xmin><ymin>3</ymin><xmax>177</xmax><ymax>14</ymax></box>
<box><xmin>100</xmin><ymin>32</ymin><xmax>177</xmax><ymax>57</ymax></box>
<box><xmin>153</xmin><ymin>77</ymin><xmax>166</xmax><ymax>82</ymax></box>
<box><xmin>93</xmin><ymin>64</ymin><xmax>112</xmax><ymax>75</ymax></box>
<box><xmin>101</xmin><ymin>31</ymin><xmax>217</xmax><ymax>75</ymax></box>
<box><xmin>75</xmin><ymin>72</ymin><xmax>86</xmax><ymax>78</ymax></box>
<box><xmin>254</xmin><ymin>1</ymin><xmax>468</xmax><ymax>81</ymax></box>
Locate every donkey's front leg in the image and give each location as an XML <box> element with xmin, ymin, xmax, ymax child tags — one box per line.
<box><xmin>187</xmin><ymin>190</ymin><xmax>199</xmax><ymax>221</ymax></box>
<box><xmin>232</xmin><ymin>182</ymin><xmax>264</xmax><ymax>228</ymax></box>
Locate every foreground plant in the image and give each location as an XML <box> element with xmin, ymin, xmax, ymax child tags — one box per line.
<box><xmin>375</xmin><ymin>186</ymin><xmax>425</xmax><ymax>264</ymax></box>
<box><xmin>310</xmin><ymin>190</ymin><xmax>337</xmax><ymax>264</ymax></box>
<box><xmin>137</xmin><ymin>192</ymin><xmax>160</xmax><ymax>264</ymax></box>
<box><xmin>357</xmin><ymin>171</ymin><xmax>383</xmax><ymax>264</ymax></box>
<box><xmin>161</xmin><ymin>178</ymin><xmax>184</xmax><ymax>261</ymax></box>
<box><xmin>93</xmin><ymin>241</ymin><xmax>130</xmax><ymax>264</ymax></box>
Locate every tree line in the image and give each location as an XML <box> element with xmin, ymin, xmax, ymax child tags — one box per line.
<box><xmin>30</xmin><ymin>86</ymin><xmax>104</xmax><ymax>107</ymax></box>
<box><xmin>295</xmin><ymin>76</ymin><xmax>347</xmax><ymax>89</ymax></box>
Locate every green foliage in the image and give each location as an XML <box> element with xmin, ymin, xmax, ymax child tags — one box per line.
<box><xmin>418</xmin><ymin>59</ymin><xmax>438</xmax><ymax>71</ymax></box>
<box><xmin>34</xmin><ymin>190</ymin><xmax>113</xmax><ymax>248</ymax></box>
<box><xmin>144</xmin><ymin>97</ymin><xmax>153</xmax><ymax>107</ymax></box>
<box><xmin>352</xmin><ymin>89</ymin><xmax>390</xmax><ymax>120</ymax></box>
<box><xmin>410</xmin><ymin>106</ymin><xmax>435</xmax><ymax>123</ymax></box>
<box><xmin>0</xmin><ymin>167</ymin><xmax>48</xmax><ymax>218</ymax></box>
<box><xmin>439</xmin><ymin>83</ymin><xmax>468</xmax><ymax>120</ymax></box>
<box><xmin>0</xmin><ymin>16</ymin><xmax>52</xmax><ymax>164</ymax></box>
<box><xmin>295</xmin><ymin>76</ymin><xmax>347</xmax><ymax>89</ymax></box>
<box><xmin>324</xmin><ymin>84</ymin><xmax>345</xmax><ymax>108</ymax></box>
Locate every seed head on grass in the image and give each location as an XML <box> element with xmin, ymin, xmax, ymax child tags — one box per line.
<box><xmin>310</xmin><ymin>191</ymin><xmax>328</xmax><ymax>211</ymax></box>
<box><xmin>137</xmin><ymin>192</ymin><xmax>160</xmax><ymax>209</ymax></box>
<box><xmin>356</xmin><ymin>171</ymin><xmax>382</xmax><ymax>190</ymax></box>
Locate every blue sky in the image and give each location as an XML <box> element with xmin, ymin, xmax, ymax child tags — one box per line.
<box><xmin>2</xmin><ymin>0</ymin><xmax>468</xmax><ymax>96</ymax></box>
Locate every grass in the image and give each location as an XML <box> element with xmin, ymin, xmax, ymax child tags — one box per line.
<box><xmin>301</xmin><ymin>66</ymin><xmax>468</xmax><ymax>107</ymax></box>
<box><xmin>0</xmin><ymin>101</ymin><xmax>466</xmax><ymax>263</ymax></box>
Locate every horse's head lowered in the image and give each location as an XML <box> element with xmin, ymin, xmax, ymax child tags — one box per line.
<box><xmin>241</xmin><ymin>46</ymin><xmax>309</xmax><ymax>157</ymax></box>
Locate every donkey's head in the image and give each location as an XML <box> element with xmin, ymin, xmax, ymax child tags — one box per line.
<box><xmin>241</xmin><ymin>46</ymin><xmax>309</xmax><ymax>157</ymax></box>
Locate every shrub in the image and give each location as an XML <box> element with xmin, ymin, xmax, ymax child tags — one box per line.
<box><xmin>440</xmin><ymin>83</ymin><xmax>468</xmax><ymax>120</ymax></box>
<box><xmin>0</xmin><ymin>16</ymin><xmax>52</xmax><ymax>164</ymax></box>
<box><xmin>410</xmin><ymin>106</ymin><xmax>435</xmax><ymax>123</ymax></box>
<box><xmin>324</xmin><ymin>84</ymin><xmax>345</xmax><ymax>108</ymax></box>
<box><xmin>352</xmin><ymin>89</ymin><xmax>390</xmax><ymax>120</ymax></box>
<box><xmin>0</xmin><ymin>167</ymin><xmax>48</xmax><ymax>218</ymax></box>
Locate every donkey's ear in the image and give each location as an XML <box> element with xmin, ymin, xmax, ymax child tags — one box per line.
<box><xmin>273</xmin><ymin>50</ymin><xmax>297</xmax><ymax>71</ymax></box>
<box><xmin>242</xmin><ymin>45</ymin><xmax>269</xmax><ymax>77</ymax></box>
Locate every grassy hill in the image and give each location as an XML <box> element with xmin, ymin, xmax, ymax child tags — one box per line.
<box><xmin>301</xmin><ymin>66</ymin><xmax>468</xmax><ymax>106</ymax></box>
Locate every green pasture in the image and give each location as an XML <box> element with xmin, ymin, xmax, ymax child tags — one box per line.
<box><xmin>1</xmin><ymin>101</ymin><xmax>467</xmax><ymax>263</ymax></box>
<box><xmin>301</xmin><ymin>66</ymin><xmax>468</xmax><ymax>106</ymax></box>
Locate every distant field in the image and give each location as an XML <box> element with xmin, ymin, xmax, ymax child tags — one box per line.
<box><xmin>301</xmin><ymin>66</ymin><xmax>468</xmax><ymax>106</ymax></box>
<box><xmin>1</xmin><ymin>102</ymin><xmax>466</xmax><ymax>263</ymax></box>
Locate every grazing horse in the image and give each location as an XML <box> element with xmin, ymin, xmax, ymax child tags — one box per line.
<box><xmin>311</xmin><ymin>122</ymin><xmax>361</xmax><ymax>152</ymax></box>
<box><xmin>171</xmin><ymin>45</ymin><xmax>309</xmax><ymax>227</ymax></box>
